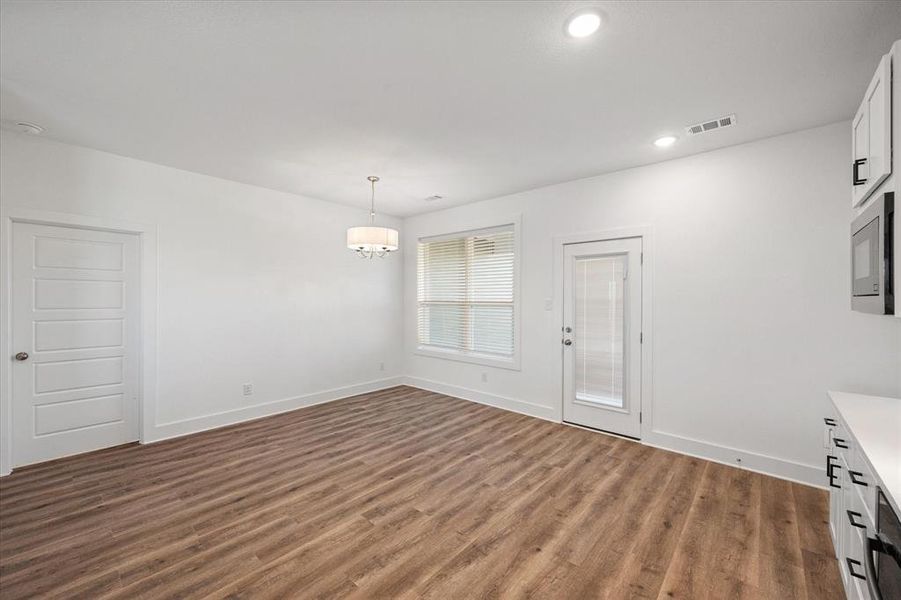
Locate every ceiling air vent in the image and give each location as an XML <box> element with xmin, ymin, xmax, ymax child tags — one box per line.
<box><xmin>686</xmin><ymin>114</ymin><xmax>736</xmax><ymax>136</ymax></box>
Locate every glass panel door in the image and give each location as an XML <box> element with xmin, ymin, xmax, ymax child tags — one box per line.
<box><xmin>562</xmin><ymin>237</ymin><xmax>642</xmax><ymax>438</ymax></box>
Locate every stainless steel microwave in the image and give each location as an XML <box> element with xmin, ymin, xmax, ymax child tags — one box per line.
<box><xmin>851</xmin><ymin>192</ymin><xmax>894</xmax><ymax>314</ymax></box>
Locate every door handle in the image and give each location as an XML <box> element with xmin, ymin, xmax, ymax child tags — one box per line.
<box><xmin>562</xmin><ymin>339</ymin><xmax>573</xmax><ymax>346</ymax></box>
<box><xmin>853</xmin><ymin>158</ymin><xmax>868</xmax><ymax>185</ymax></box>
<box><xmin>14</xmin><ymin>352</ymin><xmax>28</xmax><ymax>361</ymax></box>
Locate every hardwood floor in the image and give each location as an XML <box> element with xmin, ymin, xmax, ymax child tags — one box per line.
<box><xmin>0</xmin><ymin>386</ymin><xmax>842</xmax><ymax>599</ymax></box>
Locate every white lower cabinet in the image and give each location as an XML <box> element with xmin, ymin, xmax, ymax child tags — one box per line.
<box><xmin>826</xmin><ymin>416</ymin><xmax>875</xmax><ymax>600</ymax></box>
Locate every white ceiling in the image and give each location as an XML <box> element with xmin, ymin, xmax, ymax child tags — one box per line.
<box><xmin>1</xmin><ymin>1</ymin><xmax>900</xmax><ymax>217</ymax></box>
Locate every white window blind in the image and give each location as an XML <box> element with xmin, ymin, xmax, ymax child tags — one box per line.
<box><xmin>417</xmin><ymin>226</ymin><xmax>515</xmax><ymax>359</ymax></box>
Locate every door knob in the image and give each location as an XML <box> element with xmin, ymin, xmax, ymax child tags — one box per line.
<box><xmin>15</xmin><ymin>352</ymin><xmax>29</xmax><ymax>361</ymax></box>
<box><xmin>563</xmin><ymin>339</ymin><xmax>573</xmax><ymax>346</ymax></box>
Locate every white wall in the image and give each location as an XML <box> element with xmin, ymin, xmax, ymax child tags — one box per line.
<box><xmin>402</xmin><ymin>122</ymin><xmax>901</xmax><ymax>485</ymax></box>
<box><xmin>0</xmin><ymin>131</ymin><xmax>404</xmax><ymax>473</ymax></box>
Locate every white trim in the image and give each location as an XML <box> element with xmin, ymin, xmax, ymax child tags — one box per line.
<box><xmin>413</xmin><ymin>214</ymin><xmax>522</xmax><ymax>371</ymax></box>
<box><xmin>402</xmin><ymin>379</ymin><xmax>822</xmax><ymax>488</ymax></box>
<box><xmin>413</xmin><ymin>345</ymin><xmax>520</xmax><ymax>371</ymax></box>
<box><xmin>148</xmin><ymin>376</ymin><xmax>405</xmax><ymax>443</ymax></box>
<box><xmin>402</xmin><ymin>376</ymin><xmax>557</xmax><ymax>422</ymax></box>
<box><xmin>643</xmin><ymin>429</ymin><xmax>824</xmax><ymax>488</ymax></box>
<box><xmin>0</xmin><ymin>206</ymin><xmax>159</xmax><ymax>476</ymax></box>
<box><xmin>552</xmin><ymin>225</ymin><xmax>654</xmax><ymax>440</ymax></box>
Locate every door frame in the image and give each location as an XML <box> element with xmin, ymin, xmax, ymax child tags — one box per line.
<box><xmin>0</xmin><ymin>206</ymin><xmax>158</xmax><ymax>475</ymax></box>
<box><xmin>552</xmin><ymin>226</ymin><xmax>654</xmax><ymax>439</ymax></box>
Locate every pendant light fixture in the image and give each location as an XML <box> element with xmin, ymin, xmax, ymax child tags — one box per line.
<box><xmin>346</xmin><ymin>176</ymin><xmax>399</xmax><ymax>259</ymax></box>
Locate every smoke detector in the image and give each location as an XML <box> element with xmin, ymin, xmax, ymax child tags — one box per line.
<box><xmin>685</xmin><ymin>114</ymin><xmax>735</xmax><ymax>136</ymax></box>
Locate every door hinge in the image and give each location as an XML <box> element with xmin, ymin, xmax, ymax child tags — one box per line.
<box><xmin>640</xmin><ymin>252</ymin><xmax>644</xmax><ymax>265</ymax></box>
<box><xmin>640</xmin><ymin>332</ymin><xmax>643</xmax><ymax>343</ymax></box>
<box><xmin>639</xmin><ymin>411</ymin><xmax>643</xmax><ymax>424</ymax></box>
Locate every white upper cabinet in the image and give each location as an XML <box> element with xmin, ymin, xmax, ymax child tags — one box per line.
<box><xmin>851</xmin><ymin>52</ymin><xmax>892</xmax><ymax>207</ymax></box>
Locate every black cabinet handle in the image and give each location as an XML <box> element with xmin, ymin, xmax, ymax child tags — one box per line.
<box><xmin>833</xmin><ymin>438</ymin><xmax>849</xmax><ymax>449</ymax></box>
<box><xmin>847</xmin><ymin>557</ymin><xmax>866</xmax><ymax>580</ymax></box>
<box><xmin>849</xmin><ymin>471</ymin><xmax>868</xmax><ymax>486</ymax></box>
<box><xmin>824</xmin><ymin>417</ymin><xmax>837</xmax><ymax>426</ymax></box>
<box><xmin>847</xmin><ymin>510</ymin><xmax>866</xmax><ymax>529</ymax></box>
<box><xmin>853</xmin><ymin>158</ymin><xmax>868</xmax><ymax>185</ymax></box>
<box><xmin>827</xmin><ymin>457</ymin><xmax>841</xmax><ymax>488</ymax></box>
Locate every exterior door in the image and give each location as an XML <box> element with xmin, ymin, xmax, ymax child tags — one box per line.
<box><xmin>11</xmin><ymin>222</ymin><xmax>140</xmax><ymax>467</ymax></box>
<box><xmin>562</xmin><ymin>237</ymin><xmax>641</xmax><ymax>438</ymax></box>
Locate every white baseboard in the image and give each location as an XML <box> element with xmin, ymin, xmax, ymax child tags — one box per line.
<box><xmin>402</xmin><ymin>377</ymin><xmax>824</xmax><ymax>489</ymax></box>
<box><xmin>402</xmin><ymin>376</ymin><xmax>558</xmax><ymax>422</ymax></box>
<box><xmin>643</xmin><ymin>430</ymin><xmax>824</xmax><ymax>489</ymax></box>
<box><xmin>146</xmin><ymin>376</ymin><xmax>405</xmax><ymax>444</ymax></box>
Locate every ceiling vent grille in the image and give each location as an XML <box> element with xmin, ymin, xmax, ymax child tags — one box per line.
<box><xmin>686</xmin><ymin>114</ymin><xmax>736</xmax><ymax>136</ymax></box>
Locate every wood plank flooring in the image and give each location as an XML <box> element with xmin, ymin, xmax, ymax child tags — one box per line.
<box><xmin>0</xmin><ymin>386</ymin><xmax>843</xmax><ymax>599</ymax></box>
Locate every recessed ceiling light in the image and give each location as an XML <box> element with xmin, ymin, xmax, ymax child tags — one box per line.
<box><xmin>565</xmin><ymin>10</ymin><xmax>602</xmax><ymax>38</ymax></box>
<box><xmin>653</xmin><ymin>135</ymin><xmax>677</xmax><ymax>148</ymax></box>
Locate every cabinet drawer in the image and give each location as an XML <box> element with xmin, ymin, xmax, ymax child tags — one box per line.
<box><xmin>849</xmin><ymin>443</ymin><xmax>877</xmax><ymax>526</ymax></box>
<box><xmin>838</xmin><ymin>455</ymin><xmax>876</xmax><ymax>600</ymax></box>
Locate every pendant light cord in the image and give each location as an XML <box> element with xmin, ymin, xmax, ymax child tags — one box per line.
<box><xmin>369</xmin><ymin>176</ymin><xmax>378</xmax><ymax>225</ymax></box>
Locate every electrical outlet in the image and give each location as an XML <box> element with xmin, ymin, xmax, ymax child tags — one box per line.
<box><xmin>481</xmin><ymin>372</ymin><xmax>488</xmax><ymax>383</ymax></box>
<box><xmin>243</xmin><ymin>383</ymin><xmax>253</xmax><ymax>396</ymax></box>
<box><xmin>379</xmin><ymin>362</ymin><xmax>385</xmax><ymax>372</ymax></box>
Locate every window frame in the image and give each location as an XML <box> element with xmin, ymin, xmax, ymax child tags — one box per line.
<box><xmin>414</xmin><ymin>216</ymin><xmax>521</xmax><ymax>371</ymax></box>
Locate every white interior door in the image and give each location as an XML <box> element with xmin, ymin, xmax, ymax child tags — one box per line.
<box><xmin>562</xmin><ymin>237</ymin><xmax>641</xmax><ymax>438</ymax></box>
<box><xmin>11</xmin><ymin>222</ymin><xmax>140</xmax><ymax>467</ymax></box>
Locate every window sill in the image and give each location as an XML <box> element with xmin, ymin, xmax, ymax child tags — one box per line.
<box><xmin>414</xmin><ymin>345</ymin><xmax>521</xmax><ymax>371</ymax></box>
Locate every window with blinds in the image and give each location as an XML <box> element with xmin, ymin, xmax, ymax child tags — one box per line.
<box><xmin>417</xmin><ymin>225</ymin><xmax>516</xmax><ymax>361</ymax></box>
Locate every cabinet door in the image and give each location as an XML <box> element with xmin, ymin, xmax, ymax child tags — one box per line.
<box><xmin>829</xmin><ymin>460</ymin><xmax>842</xmax><ymax>552</ymax></box>
<box><xmin>852</xmin><ymin>52</ymin><xmax>892</xmax><ymax>207</ymax></box>
<box><xmin>837</xmin><ymin>455</ymin><xmax>851</xmax><ymax>590</ymax></box>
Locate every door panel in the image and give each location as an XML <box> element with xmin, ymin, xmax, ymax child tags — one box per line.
<box><xmin>34</xmin><ymin>319</ymin><xmax>124</xmax><ymax>351</ymax></box>
<box><xmin>12</xmin><ymin>222</ymin><xmax>140</xmax><ymax>467</ymax></box>
<box><xmin>562</xmin><ymin>237</ymin><xmax>642</xmax><ymax>438</ymax></box>
<box><xmin>851</xmin><ymin>52</ymin><xmax>892</xmax><ymax>207</ymax></box>
<box><xmin>34</xmin><ymin>357</ymin><xmax>124</xmax><ymax>393</ymax></box>
<box><xmin>35</xmin><ymin>395</ymin><xmax>124</xmax><ymax>435</ymax></box>
<box><xmin>34</xmin><ymin>279</ymin><xmax>124</xmax><ymax>309</ymax></box>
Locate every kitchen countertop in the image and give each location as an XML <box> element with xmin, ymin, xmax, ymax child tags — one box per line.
<box><xmin>829</xmin><ymin>390</ymin><xmax>901</xmax><ymax>514</ymax></box>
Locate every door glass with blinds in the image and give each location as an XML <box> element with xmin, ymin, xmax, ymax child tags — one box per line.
<box><xmin>574</xmin><ymin>255</ymin><xmax>625</xmax><ymax>408</ymax></box>
<box><xmin>417</xmin><ymin>225</ymin><xmax>517</xmax><ymax>365</ymax></box>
